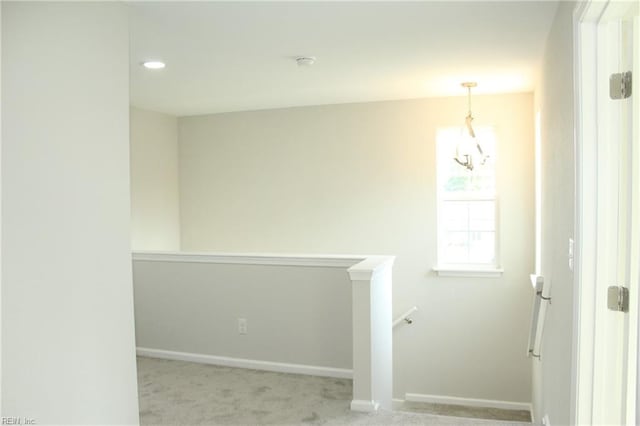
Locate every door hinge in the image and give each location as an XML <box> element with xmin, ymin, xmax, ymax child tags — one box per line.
<box><xmin>610</xmin><ymin>71</ymin><xmax>632</xmax><ymax>100</ymax></box>
<box><xmin>607</xmin><ymin>286</ymin><xmax>629</xmax><ymax>312</ymax></box>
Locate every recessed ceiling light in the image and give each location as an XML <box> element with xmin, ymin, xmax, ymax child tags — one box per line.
<box><xmin>142</xmin><ymin>61</ymin><xmax>165</xmax><ymax>70</ymax></box>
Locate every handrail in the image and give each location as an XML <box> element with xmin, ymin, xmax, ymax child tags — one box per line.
<box><xmin>393</xmin><ymin>306</ymin><xmax>418</xmax><ymax>328</ymax></box>
<box><xmin>527</xmin><ymin>274</ymin><xmax>550</xmax><ymax>359</ymax></box>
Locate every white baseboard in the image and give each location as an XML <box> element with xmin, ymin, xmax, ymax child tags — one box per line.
<box><xmin>392</xmin><ymin>398</ymin><xmax>405</xmax><ymax>410</ymax></box>
<box><xmin>350</xmin><ymin>400</ymin><xmax>380</xmax><ymax>412</ymax></box>
<box><xmin>137</xmin><ymin>347</ymin><xmax>353</xmax><ymax>379</ymax></box>
<box><xmin>405</xmin><ymin>392</ymin><xmax>532</xmax><ymax>412</ymax></box>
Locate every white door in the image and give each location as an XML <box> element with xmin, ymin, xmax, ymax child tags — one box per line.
<box><xmin>575</xmin><ymin>1</ymin><xmax>639</xmax><ymax>425</ymax></box>
<box><xmin>592</xmin><ymin>2</ymin><xmax>639</xmax><ymax>425</ymax></box>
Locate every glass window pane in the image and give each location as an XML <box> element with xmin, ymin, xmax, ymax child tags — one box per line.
<box><xmin>468</xmin><ymin>200</ymin><xmax>495</xmax><ymax>231</ymax></box>
<box><xmin>441</xmin><ymin>231</ymin><xmax>469</xmax><ymax>264</ymax></box>
<box><xmin>441</xmin><ymin>200</ymin><xmax>468</xmax><ymax>231</ymax></box>
<box><xmin>468</xmin><ymin>232</ymin><xmax>496</xmax><ymax>263</ymax></box>
<box><xmin>436</xmin><ymin>126</ymin><xmax>497</xmax><ymax>266</ymax></box>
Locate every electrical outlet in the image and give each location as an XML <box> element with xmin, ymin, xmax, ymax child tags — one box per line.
<box><xmin>238</xmin><ymin>318</ymin><xmax>247</xmax><ymax>335</ymax></box>
<box><xmin>542</xmin><ymin>414</ymin><xmax>551</xmax><ymax>426</ymax></box>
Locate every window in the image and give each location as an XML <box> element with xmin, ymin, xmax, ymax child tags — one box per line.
<box><xmin>435</xmin><ymin>126</ymin><xmax>501</xmax><ymax>276</ymax></box>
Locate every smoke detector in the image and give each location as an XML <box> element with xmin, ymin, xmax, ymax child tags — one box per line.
<box><xmin>296</xmin><ymin>56</ymin><xmax>316</xmax><ymax>67</ymax></box>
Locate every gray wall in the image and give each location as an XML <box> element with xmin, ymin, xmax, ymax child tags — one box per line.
<box><xmin>1</xmin><ymin>3</ymin><xmax>139</xmax><ymax>423</ymax></box>
<box><xmin>133</xmin><ymin>260</ymin><xmax>352</xmax><ymax>369</ymax></box>
<box><xmin>175</xmin><ymin>93</ymin><xmax>535</xmax><ymax>403</ymax></box>
<box><xmin>532</xmin><ymin>2</ymin><xmax>576</xmax><ymax>424</ymax></box>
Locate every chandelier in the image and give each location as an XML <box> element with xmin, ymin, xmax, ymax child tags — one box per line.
<box><xmin>454</xmin><ymin>82</ymin><xmax>489</xmax><ymax>171</ymax></box>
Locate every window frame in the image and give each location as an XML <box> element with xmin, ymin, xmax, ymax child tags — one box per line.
<box><xmin>433</xmin><ymin>126</ymin><xmax>503</xmax><ymax>277</ymax></box>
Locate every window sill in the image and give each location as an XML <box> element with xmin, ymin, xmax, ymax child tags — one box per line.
<box><xmin>432</xmin><ymin>266</ymin><xmax>504</xmax><ymax>278</ymax></box>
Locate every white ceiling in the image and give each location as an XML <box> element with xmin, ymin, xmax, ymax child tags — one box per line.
<box><xmin>129</xmin><ymin>1</ymin><xmax>559</xmax><ymax>117</ymax></box>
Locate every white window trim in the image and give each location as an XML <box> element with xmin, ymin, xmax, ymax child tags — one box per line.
<box><xmin>432</xmin><ymin>265</ymin><xmax>504</xmax><ymax>278</ymax></box>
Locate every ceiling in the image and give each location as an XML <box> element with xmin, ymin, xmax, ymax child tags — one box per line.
<box><xmin>129</xmin><ymin>1</ymin><xmax>559</xmax><ymax>117</ymax></box>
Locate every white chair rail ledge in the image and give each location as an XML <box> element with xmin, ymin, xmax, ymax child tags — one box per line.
<box><xmin>132</xmin><ymin>251</ymin><xmax>395</xmax><ymax>412</ymax></box>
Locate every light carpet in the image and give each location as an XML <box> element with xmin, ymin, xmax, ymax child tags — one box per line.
<box><xmin>137</xmin><ymin>356</ymin><xmax>531</xmax><ymax>425</ymax></box>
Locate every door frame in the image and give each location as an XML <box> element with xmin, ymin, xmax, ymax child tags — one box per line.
<box><xmin>573</xmin><ymin>1</ymin><xmax>639</xmax><ymax>424</ymax></box>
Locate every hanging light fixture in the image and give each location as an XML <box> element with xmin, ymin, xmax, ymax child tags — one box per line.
<box><xmin>454</xmin><ymin>82</ymin><xmax>489</xmax><ymax>171</ymax></box>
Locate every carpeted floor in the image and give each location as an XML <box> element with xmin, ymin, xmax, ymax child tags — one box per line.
<box><xmin>137</xmin><ymin>357</ymin><xmax>531</xmax><ymax>425</ymax></box>
<box><xmin>400</xmin><ymin>401</ymin><xmax>530</xmax><ymax>423</ymax></box>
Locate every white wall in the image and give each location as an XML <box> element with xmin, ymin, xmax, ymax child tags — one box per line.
<box><xmin>0</xmin><ymin>1</ymin><xmax>3</xmax><ymax>414</ymax></box>
<box><xmin>133</xmin><ymin>258</ymin><xmax>352</xmax><ymax>370</ymax></box>
<box><xmin>0</xmin><ymin>0</ymin><xmax>3</xmax><ymax>414</ymax></box>
<box><xmin>532</xmin><ymin>2</ymin><xmax>576</xmax><ymax>424</ymax></box>
<box><xmin>130</xmin><ymin>107</ymin><xmax>181</xmax><ymax>251</ymax></box>
<box><xmin>177</xmin><ymin>93</ymin><xmax>535</xmax><ymax>403</ymax></box>
<box><xmin>1</xmin><ymin>3</ymin><xmax>139</xmax><ymax>423</ymax></box>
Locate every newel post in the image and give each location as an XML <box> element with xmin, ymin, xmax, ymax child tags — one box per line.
<box><xmin>347</xmin><ymin>256</ymin><xmax>394</xmax><ymax>412</ymax></box>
